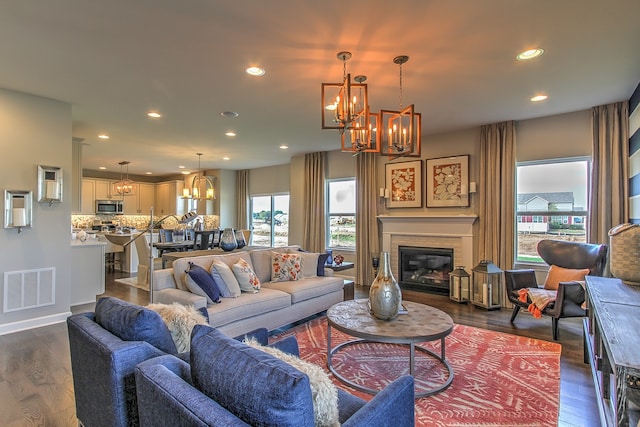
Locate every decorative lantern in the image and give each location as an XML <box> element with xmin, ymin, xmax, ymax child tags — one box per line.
<box><xmin>449</xmin><ymin>266</ymin><xmax>470</xmax><ymax>303</ymax></box>
<box><xmin>471</xmin><ymin>260</ymin><xmax>503</xmax><ymax>310</ymax></box>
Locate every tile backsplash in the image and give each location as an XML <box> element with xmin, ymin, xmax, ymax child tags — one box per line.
<box><xmin>71</xmin><ymin>214</ymin><xmax>220</xmax><ymax>231</ymax></box>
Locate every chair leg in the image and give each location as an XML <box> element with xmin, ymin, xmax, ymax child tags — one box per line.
<box><xmin>552</xmin><ymin>317</ymin><xmax>559</xmax><ymax>341</ymax></box>
<box><xmin>510</xmin><ymin>306</ymin><xmax>520</xmax><ymax>323</ymax></box>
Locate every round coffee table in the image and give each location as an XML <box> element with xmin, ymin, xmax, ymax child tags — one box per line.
<box><xmin>326</xmin><ymin>299</ymin><xmax>454</xmax><ymax>398</ymax></box>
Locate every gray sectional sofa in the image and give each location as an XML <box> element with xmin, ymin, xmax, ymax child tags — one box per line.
<box><xmin>152</xmin><ymin>246</ymin><xmax>345</xmax><ymax>337</ymax></box>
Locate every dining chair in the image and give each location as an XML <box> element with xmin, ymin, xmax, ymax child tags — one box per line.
<box><xmin>194</xmin><ymin>230</ymin><xmax>216</xmax><ymax>250</ymax></box>
<box><xmin>134</xmin><ymin>236</ymin><xmax>163</xmax><ymax>287</ymax></box>
<box><xmin>158</xmin><ymin>229</ymin><xmax>173</xmax><ymax>243</ymax></box>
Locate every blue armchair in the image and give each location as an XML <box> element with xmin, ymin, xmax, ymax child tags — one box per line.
<box><xmin>67</xmin><ymin>297</ymin><xmax>269</xmax><ymax>427</ymax></box>
<box><xmin>134</xmin><ymin>325</ymin><xmax>415</xmax><ymax>427</ymax></box>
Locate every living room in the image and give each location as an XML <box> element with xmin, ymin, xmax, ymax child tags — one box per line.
<box><xmin>1</xmin><ymin>1</ymin><xmax>640</xmax><ymax>426</ymax></box>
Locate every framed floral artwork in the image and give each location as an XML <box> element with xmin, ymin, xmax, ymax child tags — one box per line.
<box><xmin>385</xmin><ymin>160</ymin><xmax>422</xmax><ymax>208</ymax></box>
<box><xmin>426</xmin><ymin>155</ymin><xmax>470</xmax><ymax>207</ymax></box>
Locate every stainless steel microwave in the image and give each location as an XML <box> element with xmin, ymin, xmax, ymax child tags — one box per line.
<box><xmin>96</xmin><ymin>199</ymin><xmax>124</xmax><ymax>214</ymax></box>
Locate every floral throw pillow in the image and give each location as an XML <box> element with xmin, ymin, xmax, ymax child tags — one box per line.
<box><xmin>232</xmin><ymin>258</ymin><xmax>261</xmax><ymax>293</ymax></box>
<box><xmin>271</xmin><ymin>253</ymin><xmax>302</xmax><ymax>282</ymax></box>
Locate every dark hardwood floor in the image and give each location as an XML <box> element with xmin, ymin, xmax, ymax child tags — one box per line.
<box><xmin>0</xmin><ymin>270</ymin><xmax>600</xmax><ymax>426</ymax></box>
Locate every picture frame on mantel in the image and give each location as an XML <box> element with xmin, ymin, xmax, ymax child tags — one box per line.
<box><xmin>426</xmin><ymin>155</ymin><xmax>470</xmax><ymax>207</ymax></box>
<box><xmin>385</xmin><ymin>160</ymin><xmax>422</xmax><ymax>208</ymax></box>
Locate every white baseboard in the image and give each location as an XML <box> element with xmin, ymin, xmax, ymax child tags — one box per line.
<box><xmin>0</xmin><ymin>311</ymin><xmax>71</xmax><ymax>336</ymax></box>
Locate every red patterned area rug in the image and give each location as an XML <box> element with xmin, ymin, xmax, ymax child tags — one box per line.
<box><xmin>270</xmin><ymin>316</ymin><xmax>561</xmax><ymax>427</ymax></box>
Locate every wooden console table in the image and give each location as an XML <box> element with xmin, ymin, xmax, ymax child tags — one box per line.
<box><xmin>584</xmin><ymin>276</ymin><xmax>640</xmax><ymax>426</ymax></box>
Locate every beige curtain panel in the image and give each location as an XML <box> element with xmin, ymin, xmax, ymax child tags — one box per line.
<box><xmin>235</xmin><ymin>169</ymin><xmax>249</xmax><ymax>230</ymax></box>
<box><xmin>355</xmin><ymin>152</ymin><xmax>380</xmax><ymax>287</ymax></box>
<box><xmin>302</xmin><ymin>152</ymin><xmax>326</xmax><ymax>253</ymax></box>
<box><xmin>589</xmin><ymin>101</ymin><xmax>629</xmax><ymax>245</ymax></box>
<box><xmin>478</xmin><ymin>121</ymin><xmax>516</xmax><ymax>306</ymax></box>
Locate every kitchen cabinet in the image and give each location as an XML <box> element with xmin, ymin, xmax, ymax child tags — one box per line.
<box><xmin>123</xmin><ymin>183</ymin><xmax>155</xmax><ymax>215</ymax></box>
<box><xmin>81</xmin><ymin>179</ymin><xmax>95</xmax><ymax>214</ymax></box>
<box><xmin>70</xmin><ymin>239</ymin><xmax>105</xmax><ymax>305</ymax></box>
<box><xmin>155</xmin><ymin>181</ymin><xmax>185</xmax><ymax>216</ymax></box>
<box><xmin>95</xmin><ymin>179</ymin><xmax>114</xmax><ymax>200</ymax></box>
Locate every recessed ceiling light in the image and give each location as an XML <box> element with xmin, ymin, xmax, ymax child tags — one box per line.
<box><xmin>178</xmin><ymin>165</ymin><xmax>185</xmax><ymax>169</ymax></box>
<box><xmin>531</xmin><ymin>94</ymin><xmax>548</xmax><ymax>102</ymax></box>
<box><xmin>181</xmin><ymin>170</ymin><xmax>191</xmax><ymax>175</ymax></box>
<box><xmin>98</xmin><ymin>134</ymin><xmax>110</xmax><ymax>140</ymax></box>
<box><xmin>280</xmin><ymin>145</ymin><xmax>288</xmax><ymax>150</ymax></box>
<box><xmin>246</xmin><ymin>66</ymin><xmax>266</xmax><ymax>76</ymax></box>
<box><xmin>516</xmin><ymin>48</ymin><xmax>544</xmax><ymax>61</ymax></box>
<box><xmin>221</xmin><ymin>111</ymin><xmax>239</xmax><ymax>118</ymax></box>
<box><xmin>225</xmin><ymin>131</ymin><xmax>236</xmax><ymax>137</ymax></box>
<box><xmin>222</xmin><ymin>156</ymin><xmax>230</xmax><ymax>161</ymax></box>
<box><xmin>145</xmin><ymin>172</ymin><xmax>153</xmax><ymax>175</ymax></box>
<box><xmin>147</xmin><ymin>111</ymin><xmax>162</xmax><ymax>118</ymax></box>
<box><xmin>99</xmin><ymin>166</ymin><xmax>107</xmax><ymax>170</ymax></box>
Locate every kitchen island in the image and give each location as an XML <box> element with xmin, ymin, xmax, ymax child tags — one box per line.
<box><xmin>70</xmin><ymin>238</ymin><xmax>106</xmax><ymax>305</ymax></box>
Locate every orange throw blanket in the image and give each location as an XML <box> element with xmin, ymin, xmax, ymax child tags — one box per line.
<box><xmin>518</xmin><ymin>288</ymin><xmax>557</xmax><ymax>318</ymax></box>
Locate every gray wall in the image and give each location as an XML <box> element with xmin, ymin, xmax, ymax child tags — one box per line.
<box><xmin>0</xmin><ymin>88</ymin><xmax>72</xmax><ymax>333</ymax></box>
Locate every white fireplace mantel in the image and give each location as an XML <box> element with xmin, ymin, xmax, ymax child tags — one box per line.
<box><xmin>377</xmin><ymin>214</ymin><xmax>478</xmax><ymax>280</ymax></box>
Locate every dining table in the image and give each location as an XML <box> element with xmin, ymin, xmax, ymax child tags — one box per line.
<box><xmin>153</xmin><ymin>240</ymin><xmax>195</xmax><ymax>258</ymax></box>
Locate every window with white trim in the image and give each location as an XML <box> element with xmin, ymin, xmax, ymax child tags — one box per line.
<box><xmin>516</xmin><ymin>158</ymin><xmax>590</xmax><ymax>263</ymax></box>
<box><xmin>250</xmin><ymin>194</ymin><xmax>289</xmax><ymax>247</ymax></box>
<box><xmin>326</xmin><ymin>178</ymin><xmax>356</xmax><ymax>249</ymax></box>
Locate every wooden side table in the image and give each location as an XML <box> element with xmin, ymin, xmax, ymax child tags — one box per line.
<box><xmin>342</xmin><ymin>279</ymin><xmax>354</xmax><ymax>300</ymax></box>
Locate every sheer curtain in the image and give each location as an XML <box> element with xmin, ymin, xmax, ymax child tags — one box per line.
<box><xmin>355</xmin><ymin>152</ymin><xmax>379</xmax><ymax>287</ymax></box>
<box><xmin>589</xmin><ymin>101</ymin><xmax>629</xmax><ymax>244</ymax></box>
<box><xmin>302</xmin><ymin>152</ymin><xmax>326</xmax><ymax>252</ymax></box>
<box><xmin>478</xmin><ymin>121</ymin><xmax>516</xmax><ymax>305</ymax></box>
<box><xmin>235</xmin><ymin>170</ymin><xmax>249</xmax><ymax>230</ymax></box>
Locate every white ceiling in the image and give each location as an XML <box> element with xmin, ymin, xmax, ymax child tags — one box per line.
<box><xmin>1</xmin><ymin>0</ymin><xmax>639</xmax><ymax>177</ymax></box>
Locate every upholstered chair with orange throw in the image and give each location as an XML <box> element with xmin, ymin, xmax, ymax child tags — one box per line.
<box><xmin>504</xmin><ymin>239</ymin><xmax>608</xmax><ymax>340</ymax></box>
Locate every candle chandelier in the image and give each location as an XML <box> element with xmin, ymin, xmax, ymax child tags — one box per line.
<box><xmin>113</xmin><ymin>161</ymin><xmax>135</xmax><ymax>196</ymax></box>
<box><xmin>321</xmin><ymin>52</ymin><xmax>374</xmax><ymax>154</ymax></box>
<box><xmin>379</xmin><ymin>55</ymin><xmax>421</xmax><ymax>158</ymax></box>
<box><xmin>182</xmin><ymin>153</ymin><xmax>215</xmax><ymax>200</ymax></box>
<box><xmin>321</xmin><ymin>52</ymin><xmax>422</xmax><ymax>158</ymax></box>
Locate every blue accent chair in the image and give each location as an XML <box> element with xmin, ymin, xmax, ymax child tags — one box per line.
<box><xmin>67</xmin><ymin>297</ymin><xmax>269</xmax><ymax>427</ymax></box>
<box><xmin>134</xmin><ymin>325</ymin><xmax>415</xmax><ymax>427</ymax></box>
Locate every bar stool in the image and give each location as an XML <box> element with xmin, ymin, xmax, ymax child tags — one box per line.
<box><xmin>98</xmin><ymin>234</ymin><xmax>124</xmax><ymax>272</ymax></box>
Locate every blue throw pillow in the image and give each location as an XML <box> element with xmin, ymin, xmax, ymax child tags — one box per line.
<box><xmin>94</xmin><ymin>297</ymin><xmax>177</xmax><ymax>354</ymax></box>
<box><xmin>190</xmin><ymin>325</ymin><xmax>315</xmax><ymax>427</ymax></box>
<box><xmin>186</xmin><ymin>262</ymin><xmax>221</xmax><ymax>304</ymax></box>
<box><xmin>317</xmin><ymin>253</ymin><xmax>331</xmax><ymax>276</ymax></box>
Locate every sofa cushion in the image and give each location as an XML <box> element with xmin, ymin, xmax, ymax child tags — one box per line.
<box><xmin>543</xmin><ymin>265</ymin><xmax>590</xmax><ymax>290</ymax></box>
<box><xmin>94</xmin><ymin>297</ymin><xmax>177</xmax><ymax>354</ymax></box>
<box><xmin>190</xmin><ymin>325</ymin><xmax>315</xmax><ymax>427</ymax></box>
<box><xmin>272</xmin><ymin>252</ymin><xmax>302</xmax><ymax>282</ymax></box>
<box><xmin>232</xmin><ymin>258</ymin><xmax>261</xmax><ymax>293</ymax></box>
<box><xmin>298</xmin><ymin>252</ymin><xmax>320</xmax><ymax>278</ymax></box>
<box><xmin>244</xmin><ymin>337</ymin><xmax>339</xmax><ymax>427</ymax></box>
<box><xmin>185</xmin><ymin>262</ymin><xmax>221</xmax><ymax>304</ymax></box>
<box><xmin>263</xmin><ymin>276</ymin><xmax>344</xmax><ymax>304</ymax></box>
<box><xmin>211</xmin><ymin>261</ymin><xmax>242</xmax><ymax>297</ymax></box>
<box><xmin>205</xmin><ymin>288</ymin><xmax>291</xmax><ymax>328</ymax></box>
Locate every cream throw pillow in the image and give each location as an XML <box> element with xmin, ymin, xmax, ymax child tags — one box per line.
<box><xmin>232</xmin><ymin>258</ymin><xmax>261</xmax><ymax>293</ymax></box>
<box><xmin>543</xmin><ymin>265</ymin><xmax>590</xmax><ymax>290</ymax></box>
<box><xmin>271</xmin><ymin>252</ymin><xmax>302</xmax><ymax>282</ymax></box>
<box><xmin>244</xmin><ymin>338</ymin><xmax>339</xmax><ymax>427</ymax></box>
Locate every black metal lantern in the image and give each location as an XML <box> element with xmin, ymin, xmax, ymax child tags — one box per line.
<box><xmin>449</xmin><ymin>266</ymin><xmax>470</xmax><ymax>303</ymax></box>
<box><xmin>471</xmin><ymin>260</ymin><xmax>503</xmax><ymax>310</ymax></box>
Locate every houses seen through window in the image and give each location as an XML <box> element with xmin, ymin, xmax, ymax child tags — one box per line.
<box><xmin>516</xmin><ymin>158</ymin><xmax>589</xmax><ymax>263</ymax></box>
